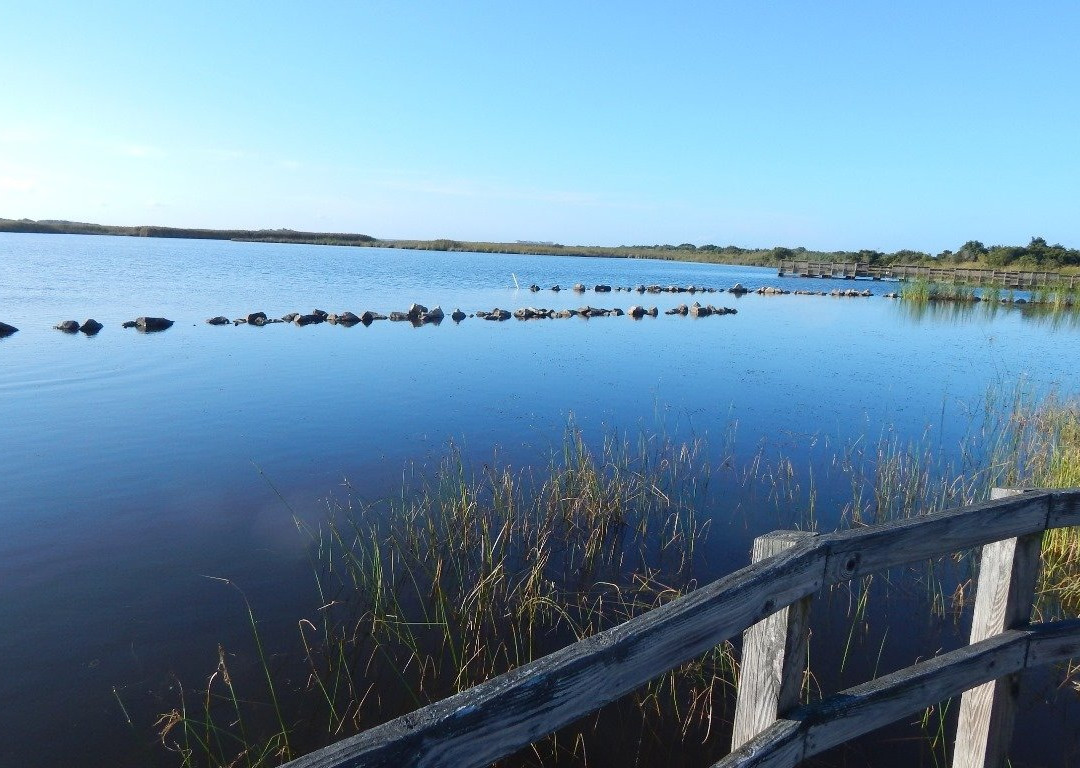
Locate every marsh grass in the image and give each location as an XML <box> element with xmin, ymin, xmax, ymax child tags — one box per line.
<box><xmin>151</xmin><ymin>389</ymin><xmax>1080</xmax><ymax>767</ymax></box>
<box><xmin>156</xmin><ymin>424</ymin><xmax>733</xmax><ymax>767</ymax></box>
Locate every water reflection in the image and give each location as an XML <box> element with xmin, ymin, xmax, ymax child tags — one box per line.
<box><xmin>896</xmin><ymin>296</ymin><xmax>1080</xmax><ymax>329</ymax></box>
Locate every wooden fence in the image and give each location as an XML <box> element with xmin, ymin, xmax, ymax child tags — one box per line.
<box><xmin>777</xmin><ymin>260</ymin><xmax>1080</xmax><ymax>289</ymax></box>
<box><xmin>282</xmin><ymin>489</ymin><xmax>1080</xmax><ymax>768</ymax></box>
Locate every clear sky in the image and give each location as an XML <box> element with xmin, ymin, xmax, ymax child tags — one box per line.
<box><xmin>2</xmin><ymin>2</ymin><xmax>1078</xmax><ymax>252</ymax></box>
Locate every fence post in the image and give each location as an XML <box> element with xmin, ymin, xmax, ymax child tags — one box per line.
<box><xmin>731</xmin><ymin>530</ymin><xmax>817</xmax><ymax>751</ymax></box>
<box><xmin>952</xmin><ymin>489</ymin><xmax>1042</xmax><ymax>768</ymax></box>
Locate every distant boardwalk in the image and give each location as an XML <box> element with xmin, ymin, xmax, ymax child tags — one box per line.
<box><xmin>778</xmin><ymin>259</ymin><xmax>1080</xmax><ymax>289</ymax></box>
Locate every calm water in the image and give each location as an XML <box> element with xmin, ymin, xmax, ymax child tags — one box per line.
<box><xmin>1</xmin><ymin>234</ymin><xmax>1078</xmax><ymax>766</ymax></box>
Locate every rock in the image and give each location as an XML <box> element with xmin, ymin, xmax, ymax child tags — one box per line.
<box><xmin>529</xmin><ymin>284</ymin><xmax>540</xmax><ymax>292</ymax></box>
<box><xmin>646</xmin><ymin>285</ymin><xmax>662</xmax><ymax>293</ymax></box>
<box><xmin>134</xmin><ymin>317</ymin><xmax>173</xmax><ymax>332</ymax></box>
<box><xmin>729</xmin><ymin>283</ymin><xmax>748</xmax><ymax>295</ymax></box>
<box><xmin>79</xmin><ymin>319</ymin><xmax>104</xmax><ymax>335</ymax></box>
<box><xmin>389</xmin><ymin>312</ymin><xmax>411</xmax><ymax>321</ymax></box>
<box><xmin>122</xmin><ymin>321</ymin><xmax>136</xmax><ymax>328</ymax></box>
<box><xmin>514</xmin><ymin>307</ymin><xmax>552</xmax><ymax>320</ymax></box>
<box><xmin>647</xmin><ymin>307</ymin><xmax>658</xmax><ymax>317</ymax></box>
<box><xmin>281</xmin><ymin>312</ymin><xmax>299</xmax><ymax>322</ymax></box>
<box><xmin>338</xmin><ymin>311</ymin><xmax>361</xmax><ymax>326</ymax></box>
<box><xmin>554</xmin><ymin>309</ymin><xmax>574</xmax><ymax>318</ymax></box>
<box><xmin>689</xmin><ymin>303</ymin><xmax>711</xmax><ymax>317</ymax></box>
<box><xmin>407</xmin><ymin>303</ymin><xmax>428</xmax><ymax>321</ymax></box>
<box><xmin>312</xmin><ymin>309</ymin><xmax>328</xmax><ymax>319</ymax></box>
<box><xmin>634</xmin><ymin>285</ymin><xmax>646</xmax><ymax>293</ymax></box>
<box><xmin>207</xmin><ymin>316</ymin><xmax>231</xmax><ymax>325</ymax></box>
<box><xmin>0</xmin><ymin>321</ymin><xmax>17</xmax><ymax>338</ymax></box>
<box><xmin>246</xmin><ymin>312</ymin><xmax>267</xmax><ymax>325</ymax></box>
<box><xmin>55</xmin><ymin>320</ymin><xmax>80</xmax><ymax>333</ymax></box>
<box><xmin>451</xmin><ymin>309</ymin><xmax>466</xmax><ymax>322</ymax></box>
<box><xmin>233</xmin><ymin>318</ymin><xmax>247</xmax><ymax>325</ymax></box>
<box><xmin>551</xmin><ymin>285</ymin><xmax>561</xmax><ymax>292</ymax></box>
<box><xmin>294</xmin><ymin>314</ymin><xmax>324</xmax><ymax>326</ymax></box>
<box><xmin>424</xmin><ymin>306</ymin><xmax>445</xmax><ymax>323</ymax></box>
<box><xmin>611</xmin><ymin>308</ymin><xmax>624</xmax><ymax>316</ymax></box>
<box><xmin>573</xmin><ymin>283</ymin><xmax>586</xmax><ymax>292</ymax></box>
<box><xmin>360</xmin><ymin>311</ymin><xmax>387</xmax><ymax>324</ymax></box>
<box><xmin>483</xmin><ymin>308</ymin><xmax>511</xmax><ymax>321</ymax></box>
<box><xmin>628</xmin><ymin>305</ymin><xmax>646</xmax><ymax>319</ymax></box>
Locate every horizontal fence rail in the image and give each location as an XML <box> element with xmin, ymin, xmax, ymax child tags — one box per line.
<box><xmin>717</xmin><ymin>620</ymin><xmax>1080</xmax><ymax>768</ymax></box>
<box><xmin>283</xmin><ymin>489</ymin><xmax>1080</xmax><ymax>768</ymax></box>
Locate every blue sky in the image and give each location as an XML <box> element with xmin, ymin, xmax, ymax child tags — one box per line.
<box><xmin>2</xmin><ymin>2</ymin><xmax>1078</xmax><ymax>251</ymax></box>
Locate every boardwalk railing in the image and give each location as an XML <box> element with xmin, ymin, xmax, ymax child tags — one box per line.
<box><xmin>283</xmin><ymin>489</ymin><xmax>1080</xmax><ymax>768</ymax></box>
<box><xmin>777</xmin><ymin>260</ymin><xmax>1080</xmax><ymax>290</ymax></box>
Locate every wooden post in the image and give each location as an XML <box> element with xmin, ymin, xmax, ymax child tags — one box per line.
<box><xmin>952</xmin><ymin>489</ymin><xmax>1042</xmax><ymax>768</ymax></box>
<box><xmin>731</xmin><ymin>530</ymin><xmax>817</xmax><ymax>751</ymax></box>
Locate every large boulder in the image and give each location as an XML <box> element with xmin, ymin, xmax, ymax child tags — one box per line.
<box><xmin>688</xmin><ymin>303</ymin><xmax>711</xmax><ymax>317</ymax></box>
<box><xmin>125</xmin><ymin>317</ymin><xmax>173</xmax><ymax>332</ymax></box>
<box><xmin>0</xmin><ymin>321</ymin><xmax>17</xmax><ymax>338</ymax></box>
<box><xmin>246</xmin><ymin>312</ymin><xmax>268</xmax><ymax>326</ymax></box>
<box><xmin>729</xmin><ymin>283</ymin><xmax>748</xmax><ymax>295</ymax></box>
<box><xmin>207</xmin><ymin>316</ymin><xmax>230</xmax><ymax>325</ymax></box>
<box><xmin>594</xmin><ymin>284</ymin><xmax>612</xmax><ymax>293</ymax></box>
<box><xmin>337</xmin><ymin>311</ymin><xmax>361</xmax><ymax>326</ymax></box>
<box><xmin>79</xmin><ymin>319</ymin><xmax>104</xmax><ymax>335</ymax></box>
<box><xmin>628</xmin><ymin>305</ymin><xmax>646</xmax><ymax>319</ymax></box>
<box><xmin>424</xmin><ymin>306</ymin><xmax>445</xmax><ymax>323</ymax></box>
<box><xmin>54</xmin><ymin>320</ymin><xmax>80</xmax><ymax>333</ymax></box>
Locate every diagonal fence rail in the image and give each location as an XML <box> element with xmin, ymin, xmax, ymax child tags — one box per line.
<box><xmin>283</xmin><ymin>488</ymin><xmax>1080</xmax><ymax>768</ymax></box>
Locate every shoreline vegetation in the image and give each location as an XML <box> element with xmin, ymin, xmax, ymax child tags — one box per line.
<box><xmin>4</xmin><ymin>217</ymin><xmax>1080</xmax><ymax>273</ymax></box>
<box><xmin>145</xmin><ymin>387</ymin><xmax>1080</xmax><ymax>768</ymax></box>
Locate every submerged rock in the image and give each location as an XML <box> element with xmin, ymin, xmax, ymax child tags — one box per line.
<box><xmin>0</xmin><ymin>321</ymin><xmax>17</xmax><ymax>338</ymax></box>
<box><xmin>55</xmin><ymin>320</ymin><xmax>80</xmax><ymax>333</ymax></box>
<box><xmin>79</xmin><ymin>319</ymin><xmax>103</xmax><ymax>335</ymax></box>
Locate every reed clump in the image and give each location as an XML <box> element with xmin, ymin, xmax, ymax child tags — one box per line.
<box><xmin>156</xmin><ymin>425</ymin><xmax>730</xmax><ymax>767</ymax></box>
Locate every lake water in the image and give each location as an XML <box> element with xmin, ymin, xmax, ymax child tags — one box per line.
<box><xmin>1</xmin><ymin>233</ymin><xmax>1078</xmax><ymax>767</ymax></box>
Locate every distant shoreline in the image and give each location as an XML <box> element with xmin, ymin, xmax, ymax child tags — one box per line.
<box><xmin>3</xmin><ymin>217</ymin><xmax>1078</xmax><ymax>273</ymax></box>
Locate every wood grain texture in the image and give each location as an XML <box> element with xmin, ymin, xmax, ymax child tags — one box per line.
<box><xmin>731</xmin><ymin>531</ymin><xmax>816</xmax><ymax>751</ymax></box>
<box><xmin>713</xmin><ymin>621</ymin><xmax>1080</xmax><ymax>768</ymax></box>
<box><xmin>953</xmin><ymin>489</ymin><xmax>1043</xmax><ymax>768</ymax></box>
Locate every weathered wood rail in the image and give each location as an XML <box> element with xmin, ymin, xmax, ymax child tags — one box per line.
<box><xmin>283</xmin><ymin>489</ymin><xmax>1080</xmax><ymax>768</ymax></box>
<box><xmin>777</xmin><ymin>260</ymin><xmax>1080</xmax><ymax>289</ymax></box>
